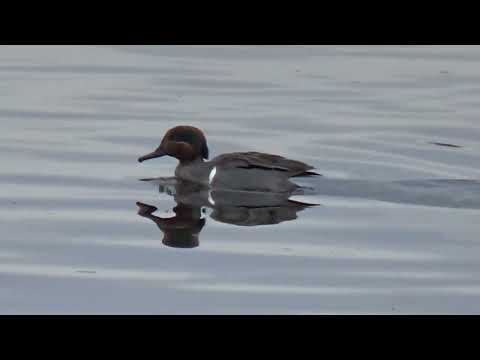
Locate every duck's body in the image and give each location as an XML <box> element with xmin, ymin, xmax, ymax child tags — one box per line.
<box><xmin>138</xmin><ymin>126</ymin><xmax>319</xmax><ymax>193</ymax></box>
<box><xmin>175</xmin><ymin>151</ymin><xmax>316</xmax><ymax>193</ymax></box>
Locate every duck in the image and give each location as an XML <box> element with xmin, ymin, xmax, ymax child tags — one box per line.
<box><xmin>138</xmin><ymin>125</ymin><xmax>319</xmax><ymax>193</ymax></box>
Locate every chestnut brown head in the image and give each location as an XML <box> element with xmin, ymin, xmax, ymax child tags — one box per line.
<box><xmin>138</xmin><ymin>125</ymin><xmax>209</xmax><ymax>163</ymax></box>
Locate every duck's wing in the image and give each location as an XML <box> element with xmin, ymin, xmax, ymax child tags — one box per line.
<box><xmin>213</xmin><ymin>152</ymin><xmax>318</xmax><ymax>176</ymax></box>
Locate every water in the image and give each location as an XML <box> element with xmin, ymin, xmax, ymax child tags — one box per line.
<box><xmin>1</xmin><ymin>45</ymin><xmax>480</xmax><ymax>314</ymax></box>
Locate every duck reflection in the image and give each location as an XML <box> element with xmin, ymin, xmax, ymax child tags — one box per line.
<box><xmin>137</xmin><ymin>178</ymin><xmax>317</xmax><ymax>248</ymax></box>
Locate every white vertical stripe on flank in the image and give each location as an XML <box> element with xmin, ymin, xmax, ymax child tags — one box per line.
<box><xmin>209</xmin><ymin>166</ymin><xmax>217</xmax><ymax>184</ymax></box>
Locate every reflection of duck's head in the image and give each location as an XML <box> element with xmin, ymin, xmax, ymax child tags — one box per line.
<box><xmin>136</xmin><ymin>201</ymin><xmax>205</xmax><ymax>249</ymax></box>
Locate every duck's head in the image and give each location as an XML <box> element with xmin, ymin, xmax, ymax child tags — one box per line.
<box><xmin>138</xmin><ymin>125</ymin><xmax>209</xmax><ymax>163</ymax></box>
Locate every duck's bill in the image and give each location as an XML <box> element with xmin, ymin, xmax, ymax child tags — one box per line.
<box><xmin>138</xmin><ymin>149</ymin><xmax>166</xmax><ymax>163</ymax></box>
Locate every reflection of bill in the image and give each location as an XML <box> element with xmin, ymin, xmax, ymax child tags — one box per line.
<box><xmin>137</xmin><ymin>178</ymin><xmax>318</xmax><ymax>249</ymax></box>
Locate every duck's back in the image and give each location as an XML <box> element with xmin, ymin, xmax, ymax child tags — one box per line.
<box><xmin>208</xmin><ymin>152</ymin><xmax>316</xmax><ymax>193</ymax></box>
<box><xmin>212</xmin><ymin>152</ymin><xmax>315</xmax><ymax>177</ymax></box>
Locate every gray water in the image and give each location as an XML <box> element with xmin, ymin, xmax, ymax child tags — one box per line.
<box><xmin>1</xmin><ymin>45</ymin><xmax>480</xmax><ymax>314</ymax></box>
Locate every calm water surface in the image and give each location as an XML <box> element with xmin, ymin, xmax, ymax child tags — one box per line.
<box><xmin>1</xmin><ymin>45</ymin><xmax>480</xmax><ymax>314</ymax></box>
